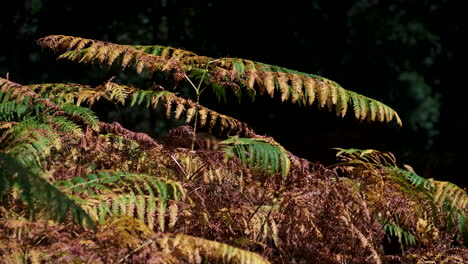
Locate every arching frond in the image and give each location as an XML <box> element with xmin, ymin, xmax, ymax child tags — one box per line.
<box><xmin>0</xmin><ymin>152</ymin><xmax>93</xmax><ymax>228</ymax></box>
<box><xmin>37</xmin><ymin>35</ymin><xmax>402</xmax><ymax>126</ymax></box>
<box><xmin>221</xmin><ymin>136</ymin><xmax>290</xmax><ymax>177</ymax></box>
<box><xmin>208</xmin><ymin>58</ymin><xmax>401</xmax><ymax>125</ymax></box>
<box><xmin>61</xmin><ymin>103</ymin><xmax>99</xmax><ymax>131</ymax></box>
<box><xmin>28</xmin><ymin>81</ymin><xmax>250</xmax><ymax>135</ymax></box>
<box><xmin>0</xmin><ymin>78</ymin><xmax>59</xmax><ymax>112</ymax></box>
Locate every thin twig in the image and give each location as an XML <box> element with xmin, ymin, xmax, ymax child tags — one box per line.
<box><xmin>118</xmin><ymin>239</ymin><xmax>154</xmax><ymax>263</ymax></box>
<box><xmin>170</xmin><ymin>154</ymin><xmax>188</xmax><ymax>178</ymax></box>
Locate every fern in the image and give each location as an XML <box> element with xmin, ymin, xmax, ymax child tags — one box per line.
<box><xmin>430</xmin><ymin>180</ymin><xmax>468</xmax><ymax>213</ymax></box>
<box><xmin>27</xmin><ymin>81</ymin><xmax>251</xmax><ymax>135</ymax></box>
<box><xmin>57</xmin><ymin>171</ymin><xmax>186</xmax><ymax>231</ymax></box>
<box><xmin>0</xmin><ymin>118</ymin><xmax>62</xmax><ymax>170</ymax></box>
<box><xmin>61</xmin><ymin>103</ymin><xmax>99</xmax><ymax>130</ymax></box>
<box><xmin>0</xmin><ymin>152</ymin><xmax>93</xmax><ymax>228</ymax></box>
<box><xmin>221</xmin><ymin>136</ymin><xmax>290</xmax><ymax>177</ymax></box>
<box><xmin>158</xmin><ymin>233</ymin><xmax>271</xmax><ymax>264</ymax></box>
<box><xmin>0</xmin><ymin>91</ymin><xmax>31</xmax><ymax>121</ymax></box>
<box><xmin>382</xmin><ymin>217</ymin><xmax>417</xmax><ymax>249</ymax></box>
<box><xmin>335</xmin><ymin>148</ymin><xmax>468</xmax><ymax>245</ymax></box>
<box><xmin>37</xmin><ymin>35</ymin><xmax>402</xmax><ymax>126</ymax></box>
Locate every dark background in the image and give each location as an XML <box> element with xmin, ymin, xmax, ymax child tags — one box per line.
<box><xmin>1</xmin><ymin>0</ymin><xmax>467</xmax><ymax>186</ymax></box>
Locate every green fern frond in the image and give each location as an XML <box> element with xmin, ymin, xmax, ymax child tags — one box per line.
<box><xmin>221</xmin><ymin>136</ymin><xmax>290</xmax><ymax>177</ymax></box>
<box><xmin>61</xmin><ymin>103</ymin><xmax>99</xmax><ymax>131</ymax></box>
<box><xmin>0</xmin><ymin>91</ymin><xmax>31</xmax><ymax>121</ymax></box>
<box><xmin>0</xmin><ymin>118</ymin><xmax>62</xmax><ymax>169</ymax></box>
<box><xmin>57</xmin><ymin>171</ymin><xmax>186</xmax><ymax>231</ymax></box>
<box><xmin>0</xmin><ymin>152</ymin><xmax>94</xmax><ymax>228</ymax></box>
<box><xmin>158</xmin><ymin>233</ymin><xmax>271</xmax><ymax>264</ymax></box>
<box><xmin>382</xmin><ymin>218</ymin><xmax>417</xmax><ymax>248</ymax></box>
<box><xmin>0</xmin><ymin>78</ymin><xmax>60</xmax><ymax>113</ymax></box>
<box><xmin>393</xmin><ymin>165</ymin><xmax>432</xmax><ymax>190</ymax></box>
<box><xmin>50</xmin><ymin>116</ymin><xmax>84</xmax><ymax>137</ymax></box>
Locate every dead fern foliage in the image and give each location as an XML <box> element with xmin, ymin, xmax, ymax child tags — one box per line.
<box><xmin>334</xmin><ymin>148</ymin><xmax>468</xmax><ymax>251</ymax></box>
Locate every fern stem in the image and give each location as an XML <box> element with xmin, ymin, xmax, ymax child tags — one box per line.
<box><xmin>118</xmin><ymin>239</ymin><xmax>154</xmax><ymax>263</ymax></box>
<box><xmin>184</xmin><ymin>60</ymin><xmax>216</xmax><ymax>179</ymax></box>
<box><xmin>62</xmin><ymin>174</ymin><xmax>123</xmax><ymax>191</ymax></box>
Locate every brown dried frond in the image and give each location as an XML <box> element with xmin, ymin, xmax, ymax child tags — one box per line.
<box><xmin>37</xmin><ymin>35</ymin><xmax>186</xmax><ymax>79</ymax></box>
<box><xmin>1</xmin><ymin>77</ymin><xmax>60</xmax><ymax>111</ymax></box>
<box><xmin>99</xmin><ymin>122</ymin><xmax>162</xmax><ymax>150</ymax></box>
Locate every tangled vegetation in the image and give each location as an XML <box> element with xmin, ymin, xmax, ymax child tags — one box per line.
<box><xmin>0</xmin><ymin>35</ymin><xmax>467</xmax><ymax>263</ymax></box>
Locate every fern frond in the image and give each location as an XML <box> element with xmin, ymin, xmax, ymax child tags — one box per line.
<box><xmin>430</xmin><ymin>179</ymin><xmax>468</xmax><ymax>213</ymax></box>
<box><xmin>0</xmin><ymin>152</ymin><xmax>93</xmax><ymax>228</ymax></box>
<box><xmin>335</xmin><ymin>147</ymin><xmax>397</xmax><ymax>167</ymax></box>
<box><xmin>58</xmin><ymin>171</ymin><xmax>186</xmax><ymax>231</ymax></box>
<box><xmin>382</xmin><ymin>218</ymin><xmax>417</xmax><ymax>247</ymax></box>
<box><xmin>37</xmin><ymin>35</ymin><xmax>401</xmax><ymax>126</ymax></box>
<box><xmin>221</xmin><ymin>136</ymin><xmax>290</xmax><ymax>177</ymax></box>
<box><xmin>60</xmin><ymin>103</ymin><xmax>99</xmax><ymax>131</ymax></box>
<box><xmin>209</xmin><ymin>58</ymin><xmax>402</xmax><ymax>126</ymax></box>
<box><xmin>0</xmin><ymin>78</ymin><xmax>61</xmax><ymax>114</ymax></box>
<box><xmin>30</xmin><ymin>81</ymin><xmax>250</xmax><ymax>135</ymax></box>
<box><xmin>37</xmin><ymin>35</ymin><xmax>188</xmax><ymax>79</ymax></box>
<box><xmin>158</xmin><ymin>233</ymin><xmax>271</xmax><ymax>264</ymax></box>
<box><xmin>50</xmin><ymin>116</ymin><xmax>83</xmax><ymax>137</ymax></box>
<box><xmin>0</xmin><ymin>91</ymin><xmax>31</xmax><ymax>121</ymax></box>
<box><xmin>0</xmin><ymin>118</ymin><xmax>62</xmax><ymax>169</ymax></box>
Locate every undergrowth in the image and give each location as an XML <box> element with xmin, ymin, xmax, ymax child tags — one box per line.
<box><xmin>0</xmin><ymin>35</ymin><xmax>466</xmax><ymax>263</ymax></box>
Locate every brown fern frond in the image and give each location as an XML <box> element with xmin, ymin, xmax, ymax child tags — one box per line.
<box><xmin>99</xmin><ymin>122</ymin><xmax>162</xmax><ymax>150</ymax></box>
<box><xmin>1</xmin><ymin>78</ymin><xmax>60</xmax><ymax>111</ymax></box>
<box><xmin>37</xmin><ymin>35</ymin><xmax>187</xmax><ymax>80</ymax></box>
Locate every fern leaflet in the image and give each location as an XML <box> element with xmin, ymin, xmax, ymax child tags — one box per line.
<box><xmin>221</xmin><ymin>136</ymin><xmax>290</xmax><ymax>177</ymax></box>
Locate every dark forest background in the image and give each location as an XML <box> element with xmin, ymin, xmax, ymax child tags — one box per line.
<box><xmin>1</xmin><ymin>0</ymin><xmax>466</xmax><ymax>186</ymax></box>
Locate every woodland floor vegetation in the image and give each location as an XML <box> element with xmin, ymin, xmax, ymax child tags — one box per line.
<box><xmin>0</xmin><ymin>35</ymin><xmax>467</xmax><ymax>263</ymax></box>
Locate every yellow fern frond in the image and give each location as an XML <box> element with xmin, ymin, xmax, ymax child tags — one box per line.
<box><xmin>208</xmin><ymin>58</ymin><xmax>402</xmax><ymax>126</ymax></box>
<box><xmin>158</xmin><ymin>233</ymin><xmax>271</xmax><ymax>264</ymax></box>
<box><xmin>37</xmin><ymin>35</ymin><xmax>185</xmax><ymax>78</ymax></box>
<box><xmin>430</xmin><ymin>180</ymin><xmax>468</xmax><ymax>212</ymax></box>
